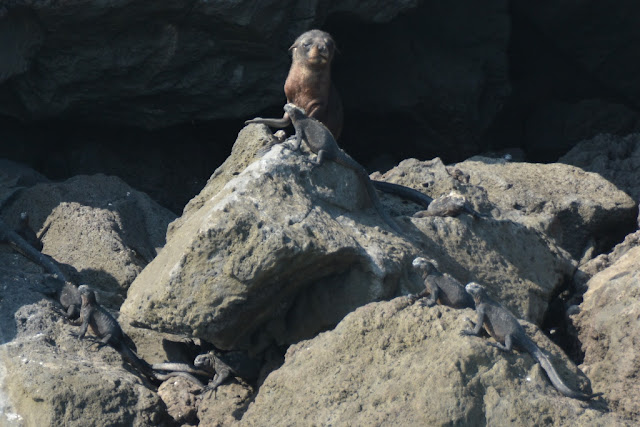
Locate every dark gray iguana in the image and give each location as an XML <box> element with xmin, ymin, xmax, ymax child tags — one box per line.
<box><xmin>152</xmin><ymin>349</ymin><xmax>262</xmax><ymax>392</ymax></box>
<box><xmin>194</xmin><ymin>350</ymin><xmax>261</xmax><ymax>392</ymax></box>
<box><xmin>460</xmin><ymin>282</ymin><xmax>602</xmax><ymax>401</ymax></box>
<box><xmin>413</xmin><ymin>191</ymin><xmax>487</xmax><ymax>219</ymax></box>
<box><xmin>246</xmin><ymin>104</ymin><xmax>433</xmax><ymax>211</ymax></box>
<box><xmin>71</xmin><ymin>285</ymin><xmax>156</xmax><ymax>382</ymax></box>
<box><xmin>409</xmin><ymin>257</ymin><xmax>474</xmax><ymax>309</ymax></box>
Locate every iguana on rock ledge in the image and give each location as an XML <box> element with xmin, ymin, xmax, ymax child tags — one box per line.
<box><xmin>461</xmin><ymin>282</ymin><xmax>602</xmax><ymax>401</ymax></box>
<box><xmin>72</xmin><ymin>285</ymin><xmax>156</xmax><ymax>382</ymax></box>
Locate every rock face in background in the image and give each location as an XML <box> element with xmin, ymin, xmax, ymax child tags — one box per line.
<box><xmin>0</xmin><ymin>0</ymin><xmax>432</xmax><ymax>128</ymax></box>
<box><xmin>2</xmin><ymin>1</ymin><xmax>640</xmax><ymax>210</ymax></box>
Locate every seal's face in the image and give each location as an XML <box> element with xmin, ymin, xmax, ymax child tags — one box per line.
<box><xmin>291</xmin><ymin>29</ymin><xmax>335</xmax><ymax>66</ymax></box>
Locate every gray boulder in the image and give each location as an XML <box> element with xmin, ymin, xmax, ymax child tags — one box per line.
<box><xmin>559</xmin><ymin>133</ymin><xmax>640</xmax><ymax>202</ymax></box>
<box><xmin>573</xmin><ymin>243</ymin><xmax>640</xmax><ymax>421</ymax></box>
<box><xmin>0</xmin><ymin>269</ymin><xmax>168</xmax><ymax>426</ymax></box>
<box><xmin>377</xmin><ymin>156</ymin><xmax>637</xmax><ymax>261</ymax></box>
<box><xmin>121</xmin><ymin>124</ymin><xmax>420</xmax><ymax>351</ymax></box>
<box><xmin>1</xmin><ymin>174</ymin><xmax>176</xmax><ymax>303</ymax></box>
<box><xmin>240</xmin><ymin>298</ymin><xmax>616</xmax><ymax>425</ymax></box>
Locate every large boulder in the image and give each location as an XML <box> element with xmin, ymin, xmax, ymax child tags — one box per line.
<box><xmin>123</xmin><ymin>124</ymin><xmax>607</xmax><ymax>354</ymax></box>
<box><xmin>0</xmin><ymin>300</ymin><xmax>167</xmax><ymax>427</ymax></box>
<box><xmin>378</xmin><ymin>156</ymin><xmax>637</xmax><ymax>260</ymax></box>
<box><xmin>0</xmin><ymin>249</ymin><xmax>170</xmax><ymax>426</ymax></box>
<box><xmin>0</xmin><ymin>166</ymin><xmax>181</xmax><ymax>426</ymax></box>
<box><xmin>573</xmin><ymin>240</ymin><xmax>640</xmax><ymax>421</ymax></box>
<box><xmin>239</xmin><ymin>298</ymin><xmax>615</xmax><ymax>425</ymax></box>
<box><xmin>121</xmin><ymin>124</ymin><xmax>420</xmax><ymax>352</ymax></box>
<box><xmin>0</xmin><ymin>173</ymin><xmax>176</xmax><ymax>303</ymax></box>
<box><xmin>559</xmin><ymin>133</ymin><xmax>640</xmax><ymax>202</ymax></box>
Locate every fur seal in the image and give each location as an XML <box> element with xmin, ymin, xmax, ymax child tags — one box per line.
<box><xmin>246</xmin><ymin>29</ymin><xmax>343</xmax><ymax>138</ymax></box>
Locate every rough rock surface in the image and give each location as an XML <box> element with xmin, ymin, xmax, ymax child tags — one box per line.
<box><xmin>377</xmin><ymin>156</ymin><xmax>637</xmax><ymax>260</ymax></box>
<box><xmin>0</xmin><ymin>167</ymin><xmax>178</xmax><ymax>426</ymax></box>
<box><xmin>0</xmin><ymin>174</ymin><xmax>176</xmax><ymax>303</ymax></box>
<box><xmin>197</xmin><ymin>382</ymin><xmax>254</xmax><ymax>427</ymax></box>
<box><xmin>574</xmin><ymin>231</ymin><xmax>640</xmax><ymax>289</ymax></box>
<box><xmin>559</xmin><ymin>133</ymin><xmax>640</xmax><ymax>201</ymax></box>
<box><xmin>573</xmin><ymin>244</ymin><xmax>640</xmax><ymax>421</ymax></box>
<box><xmin>241</xmin><ymin>298</ymin><xmax>616</xmax><ymax>425</ymax></box>
<box><xmin>157</xmin><ymin>376</ymin><xmax>200</xmax><ymax>425</ymax></box>
<box><xmin>121</xmin><ymin>124</ymin><xmax>420</xmax><ymax>351</ymax></box>
<box><xmin>122</xmin><ymin>124</ymin><xmax>594</xmax><ymax>353</ymax></box>
<box><xmin>0</xmin><ymin>272</ymin><xmax>168</xmax><ymax>426</ymax></box>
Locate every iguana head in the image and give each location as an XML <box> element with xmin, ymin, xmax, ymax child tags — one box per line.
<box><xmin>465</xmin><ymin>282</ymin><xmax>486</xmax><ymax>300</ymax></box>
<box><xmin>412</xmin><ymin>256</ymin><xmax>438</xmax><ymax>274</ymax></box>
<box><xmin>78</xmin><ymin>284</ymin><xmax>97</xmax><ymax>305</ymax></box>
<box><xmin>284</xmin><ymin>103</ymin><xmax>306</xmax><ymax>119</ymax></box>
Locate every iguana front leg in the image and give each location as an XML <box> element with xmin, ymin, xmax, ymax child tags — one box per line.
<box><xmin>460</xmin><ymin>309</ymin><xmax>485</xmax><ymax>336</ymax></box>
<box><xmin>77</xmin><ymin>318</ymin><xmax>89</xmax><ymax>339</ymax></box>
<box><xmin>204</xmin><ymin>366</ymin><xmax>231</xmax><ymax>392</ymax></box>
<box><xmin>420</xmin><ymin>280</ymin><xmax>439</xmax><ymax>307</ymax></box>
<box><xmin>290</xmin><ymin>125</ymin><xmax>303</xmax><ymax>151</ymax></box>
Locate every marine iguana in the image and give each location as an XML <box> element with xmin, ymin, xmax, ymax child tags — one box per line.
<box><xmin>194</xmin><ymin>349</ymin><xmax>261</xmax><ymax>392</ymax></box>
<box><xmin>460</xmin><ymin>282</ymin><xmax>601</xmax><ymax>401</ymax></box>
<box><xmin>71</xmin><ymin>285</ymin><xmax>156</xmax><ymax>382</ymax></box>
<box><xmin>409</xmin><ymin>257</ymin><xmax>474</xmax><ymax>308</ymax></box>
<box><xmin>413</xmin><ymin>191</ymin><xmax>486</xmax><ymax>219</ymax></box>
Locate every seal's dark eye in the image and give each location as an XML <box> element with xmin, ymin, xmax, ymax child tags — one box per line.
<box><xmin>303</xmin><ymin>42</ymin><xmax>312</xmax><ymax>48</ymax></box>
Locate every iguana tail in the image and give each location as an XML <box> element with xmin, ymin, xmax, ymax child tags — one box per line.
<box><xmin>521</xmin><ymin>336</ymin><xmax>601</xmax><ymax>401</ymax></box>
<box><xmin>0</xmin><ymin>219</ymin><xmax>68</xmax><ymax>282</ymax></box>
<box><xmin>118</xmin><ymin>343</ymin><xmax>157</xmax><ymax>383</ymax></box>
<box><xmin>371</xmin><ymin>181</ymin><xmax>433</xmax><ymax>209</ymax></box>
<box><xmin>152</xmin><ymin>362</ymin><xmax>211</xmax><ymax>377</ymax></box>
<box><xmin>334</xmin><ymin>153</ymin><xmax>404</xmax><ymax>234</ymax></box>
<box><xmin>245</xmin><ymin>116</ymin><xmax>292</xmax><ymax>129</ymax></box>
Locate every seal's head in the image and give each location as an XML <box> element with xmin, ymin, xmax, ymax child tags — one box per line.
<box><xmin>290</xmin><ymin>29</ymin><xmax>336</xmax><ymax>67</ymax></box>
